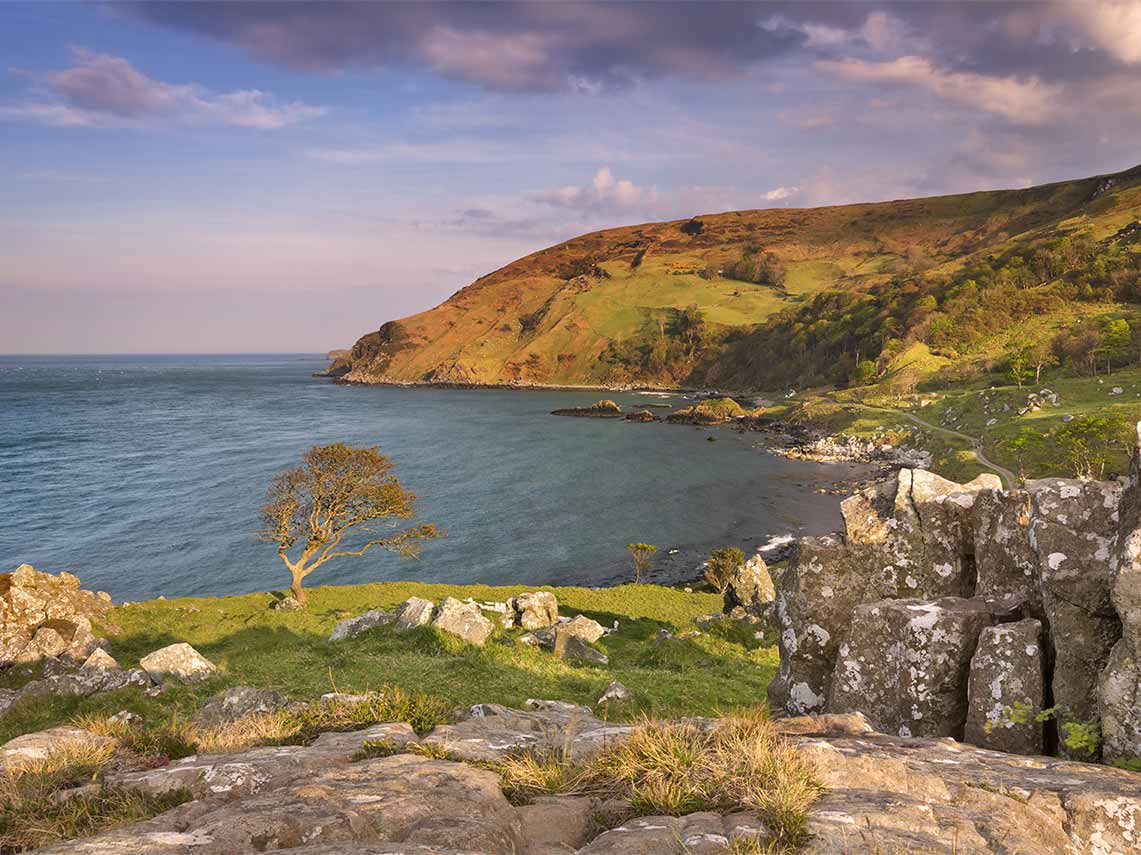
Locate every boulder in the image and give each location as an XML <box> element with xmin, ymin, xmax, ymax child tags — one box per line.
<box><xmin>722</xmin><ymin>554</ymin><xmax>775</xmax><ymax>613</ymax></box>
<box><xmin>431</xmin><ymin>598</ymin><xmax>494</xmax><ymax>646</ymax></box>
<box><xmin>558</xmin><ymin>614</ymin><xmax>605</xmax><ymax>644</ymax></box>
<box><xmin>81</xmin><ymin>648</ymin><xmax>120</xmax><ymax>671</ymax></box>
<box><xmin>598</xmin><ymin>681</ymin><xmax>632</xmax><ymax>704</ymax></box>
<box><xmin>965</xmin><ymin>619</ymin><xmax>1045</xmax><ymax>755</ymax></box>
<box><xmin>508</xmin><ymin>591</ymin><xmax>559</xmax><ymax>630</ymax></box>
<box><xmin>329</xmin><ymin>609</ymin><xmax>395</xmax><ymax>642</ymax></box>
<box><xmin>828</xmin><ymin>597</ymin><xmax>994</xmax><ymax>738</ymax></box>
<box><xmin>394</xmin><ymin>597</ymin><xmax>435</xmax><ymax>631</ymax></box>
<box><xmin>0</xmin><ymin>725</ymin><xmax>114</xmax><ymax>768</ymax></box>
<box><xmin>0</xmin><ymin>565</ymin><xmax>112</xmax><ymax>668</ymax></box>
<box><xmin>553</xmin><ymin>630</ymin><xmax>608</xmax><ymax>665</ymax></box>
<box><xmin>139</xmin><ymin>642</ymin><xmax>217</xmax><ymax>683</ymax></box>
<box><xmin>193</xmin><ymin>686</ymin><xmax>292</xmax><ymax>727</ymax></box>
<box><xmin>515</xmin><ymin>795</ymin><xmax>594</xmax><ymax>851</ymax></box>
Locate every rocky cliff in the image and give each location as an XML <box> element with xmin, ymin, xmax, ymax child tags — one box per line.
<box><xmin>770</xmin><ymin>427</ymin><xmax>1141</xmax><ymax>766</ymax></box>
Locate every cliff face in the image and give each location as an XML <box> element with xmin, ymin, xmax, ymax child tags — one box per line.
<box><xmin>329</xmin><ymin>164</ymin><xmax>1141</xmax><ymax>389</ymax></box>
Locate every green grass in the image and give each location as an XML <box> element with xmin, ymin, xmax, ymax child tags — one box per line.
<box><xmin>0</xmin><ymin>581</ymin><xmax>777</xmax><ymax>745</ymax></box>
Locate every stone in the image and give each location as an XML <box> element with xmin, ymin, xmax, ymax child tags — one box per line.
<box><xmin>0</xmin><ymin>725</ymin><xmax>114</xmax><ymax>768</ymax></box>
<box><xmin>558</xmin><ymin>614</ymin><xmax>605</xmax><ymax>643</ymax></box>
<box><xmin>394</xmin><ymin>596</ymin><xmax>435</xmax><ymax>631</ymax></box>
<box><xmin>31</xmin><ymin>626</ymin><xmax>69</xmax><ymax>658</ymax></box>
<box><xmin>553</xmin><ymin>629</ymin><xmax>608</xmax><ymax>665</ymax></box>
<box><xmin>524</xmin><ymin>698</ymin><xmax>592</xmax><ymax>716</ymax></box>
<box><xmin>965</xmin><ymin>619</ymin><xmax>1045</xmax><ymax>755</ymax></box>
<box><xmin>509</xmin><ymin>591</ymin><xmax>559</xmax><ymax>630</ymax></box>
<box><xmin>270</xmin><ymin>595</ymin><xmax>304</xmax><ymax>611</ymax></box>
<box><xmin>597</xmin><ymin>681</ymin><xmax>632</xmax><ymax>704</ymax></box>
<box><xmin>329</xmin><ymin>609</ymin><xmax>395</xmax><ymax>641</ymax></box>
<box><xmin>515</xmin><ymin>795</ymin><xmax>594</xmax><ymax>852</ymax></box>
<box><xmin>139</xmin><ymin>642</ymin><xmax>217</xmax><ymax>683</ymax></box>
<box><xmin>828</xmin><ymin>597</ymin><xmax>995</xmax><ymax>738</ymax></box>
<box><xmin>722</xmin><ymin>553</ymin><xmax>775</xmax><ymax>613</ymax></box>
<box><xmin>0</xmin><ymin>565</ymin><xmax>113</xmax><ymax>668</ymax></box>
<box><xmin>579</xmin><ymin>813</ymin><xmax>734</xmax><ymax>854</ymax></box>
<box><xmin>431</xmin><ymin>597</ymin><xmax>494</xmax><ymax>646</ymax></box>
<box><xmin>193</xmin><ymin>686</ymin><xmax>292</xmax><ymax>727</ymax></box>
<box><xmin>81</xmin><ymin>648</ymin><xmax>120</xmax><ymax>671</ymax></box>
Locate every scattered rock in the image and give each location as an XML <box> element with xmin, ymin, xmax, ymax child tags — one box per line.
<box><xmin>394</xmin><ymin>597</ymin><xmax>435</xmax><ymax>631</ymax></box>
<box><xmin>558</xmin><ymin>614</ymin><xmax>605</xmax><ymax>643</ymax></box>
<box><xmin>193</xmin><ymin>686</ymin><xmax>292</xmax><ymax>727</ymax></box>
<box><xmin>269</xmin><ymin>596</ymin><xmax>304</xmax><ymax>611</ymax></box>
<box><xmin>81</xmin><ymin>648</ymin><xmax>120</xmax><ymax>671</ymax></box>
<box><xmin>0</xmin><ymin>726</ymin><xmax>114</xmax><ymax>769</ymax></box>
<box><xmin>597</xmin><ymin>681</ymin><xmax>632</xmax><ymax>704</ymax></box>
<box><xmin>722</xmin><ymin>554</ymin><xmax>775</xmax><ymax>613</ymax></box>
<box><xmin>508</xmin><ymin>591</ymin><xmax>559</xmax><ymax>630</ymax></box>
<box><xmin>431</xmin><ymin>598</ymin><xmax>495</xmax><ymax>646</ymax></box>
<box><xmin>329</xmin><ymin>609</ymin><xmax>395</xmax><ymax>642</ymax></box>
<box><xmin>139</xmin><ymin>642</ymin><xmax>217</xmax><ymax>684</ymax></box>
<box><xmin>553</xmin><ymin>629</ymin><xmax>608</xmax><ymax>665</ymax></box>
<box><xmin>0</xmin><ymin>564</ymin><xmax>111</xmax><ymax>668</ymax></box>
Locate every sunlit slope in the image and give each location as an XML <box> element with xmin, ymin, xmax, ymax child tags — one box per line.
<box><xmin>336</xmin><ymin>164</ymin><xmax>1141</xmax><ymax>388</ymax></box>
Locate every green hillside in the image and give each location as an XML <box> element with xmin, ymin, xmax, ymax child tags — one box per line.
<box><xmin>330</xmin><ymin>164</ymin><xmax>1141</xmax><ymax>397</ymax></box>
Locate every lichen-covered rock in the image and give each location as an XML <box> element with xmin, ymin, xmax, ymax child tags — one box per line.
<box><xmin>598</xmin><ymin>680</ymin><xmax>631</xmax><ymax>704</ymax></box>
<box><xmin>329</xmin><ymin>609</ymin><xmax>395</xmax><ymax>641</ymax></box>
<box><xmin>722</xmin><ymin>554</ymin><xmax>775</xmax><ymax>613</ymax></box>
<box><xmin>81</xmin><ymin>648</ymin><xmax>120</xmax><ymax>671</ymax></box>
<box><xmin>828</xmin><ymin>597</ymin><xmax>995</xmax><ymax>738</ymax></box>
<box><xmin>0</xmin><ymin>725</ymin><xmax>114</xmax><ymax>768</ymax></box>
<box><xmin>972</xmin><ymin>489</ymin><xmax>1041</xmax><ymax>608</ymax></box>
<box><xmin>394</xmin><ymin>596</ymin><xmax>435</xmax><ymax>631</ymax></box>
<box><xmin>1102</xmin><ymin>421</ymin><xmax>1141</xmax><ymax>764</ymax></box>
<box><xmin>431</xmin><ymin>598</ymin><xmax>494</xmax><ymax>646</ymax></box>
<box><xmin>508</xmin><ymin>591</ymin><xmax>559</xmax><ymax>630</ymax></box>
<box><xmin>553</xmin><ymin>629</ymin><xmax>608</xmax><ymax>665</ymax></box>
<box><xmin>193</xmin><ymin>686</ymin><xmax>292</xmax><ymax>727</ymax></box>
<box><xmin>965</xmin><ymin>619</ymin><xmax>1045</xmax><ymax>755</ymax></box>
<box><xmin>139</xmin><ymin>642</ymin><xmax>217</xmax><ymax>683</ymax></box>
<box><xmin>558</xmin><ymin>614</ymin><xmax>605</xmax><ymax>643</ymax></box>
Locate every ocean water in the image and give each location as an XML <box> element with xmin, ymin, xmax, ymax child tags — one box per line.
<box><xmin>0</xmin><ymin>355</ymin><xmax>862</xmax><ymax>601</ymax></box>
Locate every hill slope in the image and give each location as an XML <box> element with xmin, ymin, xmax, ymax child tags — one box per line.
<box><xmin>329</xmin><ymin>165</ymin><xmax>1141</xmax><ymax>391</ymax></box>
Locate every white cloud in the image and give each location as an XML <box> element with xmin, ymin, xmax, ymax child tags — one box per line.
<box><xmin>763</xmin><ymin>186</ymin><xmax>799</xmax><ymax>201</ymax></box>
<box><xmin>817</xmin><ymin>56</ymin><xmax>1061</xmax><ymax>126</ymax></box>
<box><xmin>3</xmin><ymin>49</ymin><xmax>324</xmax><ymax>129</ymax></box>
<box><xmin>533</xmin><ymin>167</ymin><xmax>653</xmax><ymax>210</ymax></box>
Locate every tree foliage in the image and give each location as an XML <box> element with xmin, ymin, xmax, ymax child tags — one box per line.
<box><xmin>626</xmin><ymin>543</ymin><xmax>657</xmax><ymax>583</ymax></box>
<box><xmin>704</xmin><ymin>547</ymin><xmax>745</xmax><ymax>594</ymax></box>
<box><xmin>258</xmin><ymin>443</ymin><xmax>441</xmax><ymax>603</ymax></box>
<box><xmin>1051</xmin><ymin>415</ymin><xmax>1131</xmax><ymax>479</ymax></box>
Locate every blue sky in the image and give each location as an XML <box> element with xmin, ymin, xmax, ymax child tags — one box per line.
<box><xmin>3</xmin><ymin>1</ymin><xmax>1141</xmax><ymax>353</ymax></box>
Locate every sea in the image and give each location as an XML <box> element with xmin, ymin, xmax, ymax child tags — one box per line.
<box><xmin>0</xmin><ymin>354</ymin><xmax>867</xmax><ymax>601</ymax></box>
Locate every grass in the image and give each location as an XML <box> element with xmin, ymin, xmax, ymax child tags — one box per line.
<box><xmin>0</xmin><ymin>580</ymin><xmax>777</xmax><ymax>747</ymax></box>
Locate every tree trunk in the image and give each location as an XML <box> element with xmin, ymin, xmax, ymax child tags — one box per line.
<box><xmin>290</xmin><ymin>570</ymin><xmax>308</xmax><ymax>604</ymax></box>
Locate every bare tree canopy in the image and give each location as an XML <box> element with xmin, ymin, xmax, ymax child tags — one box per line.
<box><xmin>258</xmin><ymin>443</ymin><xmax>441</xmax><ymax>603</ymax></box>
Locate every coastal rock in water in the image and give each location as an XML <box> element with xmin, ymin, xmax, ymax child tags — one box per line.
<box><xmin>624</xmin><ymin>410</ymin><xmax>657</xmax><ymax>422</ymax></box>
<box><xmin>550</xmin><ymin>399</ymin><xmax>623</xmax><ymax>418</ymax></box>
<box><xmin>431</xmin><ymin>598</ymin><xmax>495</xmax><ymax>646</ymax></box>
<box><xmin>329</xmin><ymin>609</ymin><xmax>395</xmax><ymax>642</ymax></box>
<box><xmin>508</xmin><ymin>591</ymin><xmax>559</xmax><ymax>630</ymax></box>
<box><xmin>965</xmin><ymin>619</ymin><xmax>1045</xmax><ymax>755</ymax></box>
<box><xmin>558</xmin><ymin>614</ymin><xmax>605</xmax><ymax>644</ymax></box>
<box><xmin>553</xmin><ymin>630</ymin><xmax>608</xmax><ymax>665</ymax></box>
<box><xmin>722</xmin><ymin>554</ymin><xmax>775</xmax><ymax>613</ymax></box>
<box><xmin>394</xmin><ymin>597</ymin><xmax>435</xmax><ymax>631</ymax></box>
<box><xmin>0</xmin><ymin>565</ymin><xmax>112</xmax><ymax>668</ymax></box>
<box><xmin>139</xmin><ymin>642</ymin><xmax>217</xmax><ymax>684</ymax></box>
<box><xmin>1102</xmin><ymin>422</ymin><xmax>1141</xmax><ymax>763</ymax></box>
<box><xmin>193</xmin><ymin>686</ymin><xmax>292</xmax><ymax>727</ymax></box>
<box><xmin>828</xmin><ymin>597</ymin><xmax>994</xmax><ymax>738</ymax></box>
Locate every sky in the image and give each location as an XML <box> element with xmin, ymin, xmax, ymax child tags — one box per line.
<box><xmin>3</xmin><ymin>1</ymin><xmax>1141</xmax><ymax>354</ymax></box>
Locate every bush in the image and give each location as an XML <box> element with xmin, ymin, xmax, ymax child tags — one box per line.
<box><xmin>704</xmin><ymin>547</ymin><xmax>745</xmax><ymax>594</ymax></box>
<box><xmin>680</xmin><ymin>218</ymin><xmax>705</xmax><ymax>236</ymax></box>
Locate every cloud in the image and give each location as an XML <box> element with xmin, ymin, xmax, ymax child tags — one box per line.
<box><xmin>817</xmin><ymin>56</ymin><xmax>1061</xmax><ymax>126</ymax></box>
<box><xmin>763</xmin><ymin>186</ymin><xmax>798</xmax><ymax>201</ymax></box>
<box><xmin>777</xmin><ymin>110</ymin><xmax>834</xmax><ymax>131</ymax></box>
<box><xmin>533</xmin><ymin>167</ymin><xmax>653</xmax><ymax>210</ymax></box>
<box><xmin>3</xmin><ymin>49</ymin><xmax>323</xmax><ymax>129</ymax></box>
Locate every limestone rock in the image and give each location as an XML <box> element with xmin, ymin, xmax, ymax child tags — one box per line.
<box><xmin>559</xmin><ymin>614</ymin><xmax>605</xmax><ymax>643</ymax></box>
<box><xmin>553</xmin><ymin>629</ymin><xmax>608</xmax><ymax>665</ymax></box>
<box><xmin>81</xmin><ymin>648</ymin><xmax>120</xmax><ymax>671</ymax></box>
<box><xmin>828</xmin><ymin>597</ymin><xmax>994</xmax><ymax>738</ymax></box>
<box><xmin>515</xmin><ymin>795</ymin><xmax>594</xmax><ymax>852</ymax></box>
<box><xmin>0</xmin><ymin>725</ymin><xmax>114</xmax><ymax>768</ymax></box>
<box><xmin>394</xmin><ymin>597</ymin><xmax>435</xmax><ymax>631</ymax></box>
<box><xmin>193</xmin><ymin>686</ymin><xmax>292</xmax><ymax>727</ymax></box>
<box><xmin>0</xmin><ymin>565</ymin><xmax>112</xmax><ymax>668</ymax></box>
<box><xmin>722</xmin><ymin>554</ymin><xmax>775</xmax><ymax>613</ymax></box>
<box><xmin>598</xmin><ymin>681</ymin><xmax>632</xmax><ymax>704</ymax></box>
<box><xmin>509</xmin><ymin>591</ymin><xmax>559</xmax><ymax>630</ymax></box>
<box><xmin>329</xmin><ymin>609</ymin><xmax>395</xmax><ymax>641</ymax></box>
<box><xmin>139</xmin><ymin>642</ymin><xmax>217</xmax><ymax>683</ymax></box>
<box><xmin>579</xmin><ymin>813</ymin><xmax>740</xmax><ymax>854</ymax></box>
<box><xmin>965</xmin><ymin>619</ymin><xmax>1045</xmax><ymax>754</ymax></box>
<box><xmin>431</xmin><ymin>598</ymin><xmax>494</xmax><ymax>646</ymax></box>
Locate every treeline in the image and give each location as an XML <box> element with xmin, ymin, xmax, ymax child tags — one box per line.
<box><xmin>601</xmin><ymin>304</ymin><xmax>737</xmax><ymax>383</ymax></box>
<box><xmin>709</xmin><ymin>235</ymin><xmax>1141</xmax><ymax>389</ymax></box>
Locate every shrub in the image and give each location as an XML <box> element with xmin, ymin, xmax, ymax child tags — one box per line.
<box><xmin>704</xmin><ymin>547</ymin><xmax>745</xmax><ymax>594</ymax></box>
<box><xmin>680</xmin><ymin>218</ymin><xmax>705</xmax><ymax>236</ymax></box>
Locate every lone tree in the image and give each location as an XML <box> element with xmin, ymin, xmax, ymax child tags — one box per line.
<box><xmin>626</xmin><ymin>543</ymin><xmax>657</xmax><ymax>583</ymax></box>
<box><xmin>704</xmin><ymin>547</ymin><xmax>745</xmax><ymax>594</ymax></box>
<box><xmin>258</xmin><ymin>443</ymin><xmax>441</xmax><ymax>604</ymax></box>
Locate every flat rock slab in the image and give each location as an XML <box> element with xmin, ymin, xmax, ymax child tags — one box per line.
<box><xmin>795</xmin><ymin>729</ymin><xmax>1141</xmax><ymax>854</ymax></box>
<box><xmin>423</xmin><ymin>704</ymin><xmax>634</xmax><ymax>763</ymax></box>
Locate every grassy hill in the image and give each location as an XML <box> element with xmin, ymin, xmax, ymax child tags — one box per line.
<box><xmin>331</xmin><ymin>164</ymin><xmax>1141</xmax><ymax>392</ymax></box>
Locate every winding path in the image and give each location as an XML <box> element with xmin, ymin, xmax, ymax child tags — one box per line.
<box><xmin>847</xmin><ymin>400</ymin><xmax>1017</xmax><ymax>489</ymax></box>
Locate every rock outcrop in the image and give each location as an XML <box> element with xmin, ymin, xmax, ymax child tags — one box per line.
<box><xmin>771</xmin><ymin>447</ymin><xmax>1141</xmax><ymax>766</ymax></box>
<box><xmin>0</xmin><ymin>564</ymin><xmax>112</xmax><ymax>668</ymax></box>
<box><xmin>722</xmin><ymin>554</ymin><xmax>775</xmax><ymax>614</ymax></box>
